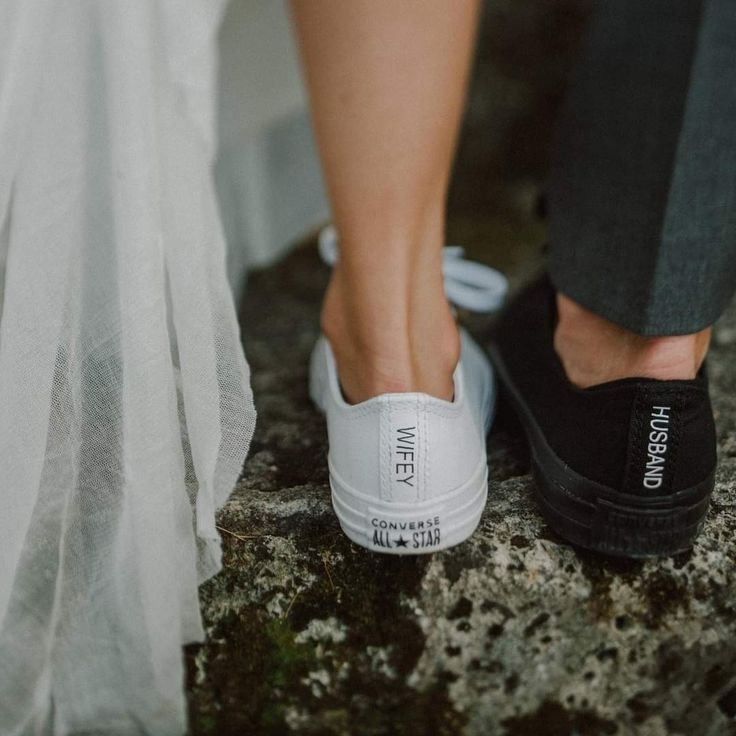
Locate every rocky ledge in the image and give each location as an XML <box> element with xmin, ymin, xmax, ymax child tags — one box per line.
<box><xmin>185</xmin><ymin>237</ymin><xmax>736</xmax><ymax>735</ymax></box>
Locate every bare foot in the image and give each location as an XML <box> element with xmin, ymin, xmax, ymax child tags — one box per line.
<box><xmin>554</xmin><ymin>292</ymin><xmax>711</xmax><ymax>388</ymax></box>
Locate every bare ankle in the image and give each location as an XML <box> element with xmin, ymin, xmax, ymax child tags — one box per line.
<box><xmin>554</xmin><ymin>292</ymin><xmax>711</xmax><ymax>388</ymax></box>
<box><xmin>321</xmin><ymin>266</ymin><xmax>460</xmax><ymax>403</ymax></box>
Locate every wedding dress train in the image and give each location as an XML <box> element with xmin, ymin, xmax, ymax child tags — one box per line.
<box><xmin>0</xmin><ymin>2</ymin><xmax>256</xmax><ymax>733</ymax></box>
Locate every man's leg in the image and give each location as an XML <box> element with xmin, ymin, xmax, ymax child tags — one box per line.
<box><xmin>489</xmin><ymin>0</ymin><xmax>728</xmax><ymax>556</ymax></box>
<box><xmin>548</xmin><ymin>0</ymin><xmax>736</xmax><ymax>386</ymax></box>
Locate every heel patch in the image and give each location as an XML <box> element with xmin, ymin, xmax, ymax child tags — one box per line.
<box><xmin>622</xmin><ymin>389</ymin><xmax>683</xmax><ymax>496</ymax></box>
<box><xmin>380</xmin><ymin>398</ymin><xmax>427</xmax><ymax>502</ymax></box>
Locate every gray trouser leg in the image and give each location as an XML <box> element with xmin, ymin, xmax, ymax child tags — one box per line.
<box><xmin>548</xmin><ymin>0</ymin><xmax>736</xmax><ymax>336</ymax></box>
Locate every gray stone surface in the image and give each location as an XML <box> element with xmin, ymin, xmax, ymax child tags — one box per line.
<box><xmin>187</xmin><ymin>2</ymin><xmax>736</xmax><ymax>733</ymax></box>
<box><xmin>186</xmin><ymin>236</ymin><xmax>736</xmax><ymax>734</ymax></box>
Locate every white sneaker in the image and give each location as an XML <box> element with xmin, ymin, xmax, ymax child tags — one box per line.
<box><xmin>309</xmin><ymin>226</ymin><xmax>508</xmax><ymax>555</ymax></box>
<box><xmin>310</xmin><ymin>328</ymin><xmax>496</xmax><ymax>554</ymax></box>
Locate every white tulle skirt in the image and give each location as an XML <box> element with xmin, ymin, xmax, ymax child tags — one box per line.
<box><xmin>0</xmin><ymin>2</ymin><xmax>256</xmax><ymax>733</ymax></box>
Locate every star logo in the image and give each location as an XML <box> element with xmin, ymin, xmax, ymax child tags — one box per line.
<box><xmin>394</xmin><ymin>535</ymin><xmax>408</xmax><ymax>548</ymax></box>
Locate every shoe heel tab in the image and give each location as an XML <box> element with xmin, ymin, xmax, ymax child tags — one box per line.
<box><xmin>622</xmin><ymin>387</ymin><xmax>682</xmax><ymax>496</ymax></box>
<box><xmin>622</xmin><ymin>375</ymin><xmax>717</xmax><ymax>496</ymax></box>
<box><xmin>377</xmin><ymin>395</ymin><xmax>426</xmax><ymax>503</ymax></box>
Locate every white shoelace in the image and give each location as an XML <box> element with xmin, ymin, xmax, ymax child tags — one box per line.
<box><xmin>317</xmin><ymin>224</ymin><xmax>508</xmax><ymax>313</ymax></box>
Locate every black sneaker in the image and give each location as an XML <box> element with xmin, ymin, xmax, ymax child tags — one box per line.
<box><xmin>488</xmin><ymin>276</ymin><xmax>717</xmax><ymax>558</ymax></box>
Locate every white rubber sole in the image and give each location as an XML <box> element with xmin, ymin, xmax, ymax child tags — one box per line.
<box><xmin>327</xmin><ymin>457</ymin><xmax>489</xmax><ymax>555</ymax></box>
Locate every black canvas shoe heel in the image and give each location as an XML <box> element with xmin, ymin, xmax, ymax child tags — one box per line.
<box><xmin>489</xmin><ymin>276</ymin><xmax>717</xmax><ymax>559</ymax></box>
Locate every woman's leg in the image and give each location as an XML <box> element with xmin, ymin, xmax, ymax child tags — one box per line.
<box><xmin>291</xmin><ymin>0</ymin><xmax>481</xmax><ymax>403</ymax></box>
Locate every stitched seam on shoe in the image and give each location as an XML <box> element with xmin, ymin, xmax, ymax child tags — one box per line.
<box><xmin>423</xmin><ymin>405</ymin><xmax>462</xmax><ymax>419</ymax></box>
<box><xmin>337</xmin><ymin>399</ymin><xmax>462</xmax><ymax>420</ymax></box>
<box><xmin>340</xmin><ymin>404</ymin><xmax>382</xmax><ymax>419</ymax></box>
<box><xmin>669</xmin><ymin>389</ymin><xmax>685</xmax><ymax>492</ymax></box>
<box><xmin>622</xmin><ymin>392</ymin><xmax>645</xmax><ymax>496</ymax></box>
<box><xmin>422</xmin><ymin>396</ymin><xmax>429</xmax><ymax>503</ymax></box>
<box><xmin>380</xmin><ymin>400</ymin><xmax>391</xmax><ymax>501</ymax></box>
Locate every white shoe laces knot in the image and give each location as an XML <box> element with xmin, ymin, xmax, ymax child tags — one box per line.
<box><xmin>317</xmin><ymin>224</ymin><xmax>508</xmax><ymax>314</ymax></box>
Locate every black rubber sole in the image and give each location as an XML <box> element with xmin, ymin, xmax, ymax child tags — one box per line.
<box><xmin>488</xmin><ymin>344</ymin><xmax>714</xmax><ymax>559</ymax></box>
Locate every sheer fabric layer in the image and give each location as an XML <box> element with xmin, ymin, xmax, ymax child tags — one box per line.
<box><xmin>0</xmin><ymin>2</ymin><xmax>256</xmax><ymax>733</ymax></box>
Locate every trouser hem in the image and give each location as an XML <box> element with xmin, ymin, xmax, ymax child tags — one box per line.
<box><xmin>549</xmin><ymin>260</ymin><xmax>727</xmax><ymax>337</ymax></box>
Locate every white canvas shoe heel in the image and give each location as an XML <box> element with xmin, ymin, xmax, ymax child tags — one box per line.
<box><xmin>310</xmin><ymin>226</ymin><xmax>507</xmax><ymax>554</ymax></box>
<box><xmin>310</xmin><ymin>329</ymin><xmax>496</xmax><ymax>554</ymax></box>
